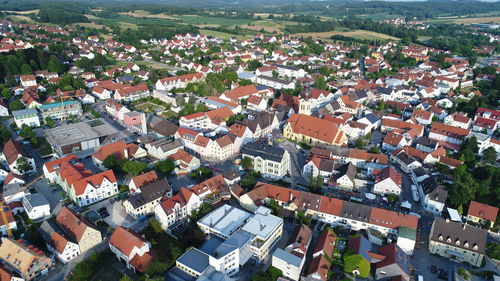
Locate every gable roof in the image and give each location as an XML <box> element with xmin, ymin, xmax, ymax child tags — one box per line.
<box><xmin>56</xmin><ymin>207</ymin><xmax>97</xmax><ymax>242</ymax></box>
<box><xmin>287</xmin><ymin>114</ymin><xmax>345</xmax><ymax>144</ymax></box>
<box><xmin>3</xmin><ymin>139</ymin><xmax>28</xmax><ymax>165</ymax></box>
<box><xmin>467</xmin><ymin>201</ymin><xmax>498</xmax><ymax>222</ymax></box>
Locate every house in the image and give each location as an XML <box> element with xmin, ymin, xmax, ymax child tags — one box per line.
<box><xmin>145</xmin><ymin>139</ymin><xmax>183</xmax><ymax>160</ymax></box>
<box><xmin>168</xmin><ymin>149</ymin><xmax>201</xmax><ymax>175</ymax></box>
<box><xmin>189</xmin><ymin>174</ymin><xmax>231</xmax><ymax>201</ymax></box>
<box><xmin>22</xmin><ymin>193</ymin><xmax>50</xmax><ymax>221</ymax></box>
<box><xmin>129</xmin><ymin>170</ymin><xmax>159</xmax><ymax>194</ymax></box>
<box><xmin>255</xmin><ymin>75</ymin><xmax>294</xmax><ymax>90</ymax></box>
<box><xmin>390</xmin><ymin>149</ymin><xmax>422</xmax><ymax>173</ymax></box>
<box><xmin>444</xmin><ymin>113</ymin><xmax>471</xmax><ymax>129</ymax></box>
<box><xmin>12</xmin><ymin>109</ymin><xmax>40</xmax><ymax>128</ymax></box>
<box><xmin>19</xmin><ymin>75</ymin><xmax>36</xmax><ymax>88</ymax></box>
<box><xmin>410</xmin><ymin>109</ymin><xmax>433</xmax><ymax>125</ymax></box>
<box><xmin>418</xmin><ymin>176</ymin><xmax>448</xmax><ymax>215</ymax></box>
<box><xmin>272</xmin><ymin>225</ymin><xmax>312</xmax><ymax>281</ymax></box>
<box><xmin>124</xmin><ymin>178</ymin><xmax>172</xmax><ymax>219</ymax></box>
<box><xmin>55</xmin><ymin>157</ymin><xmax>119</xmax><ymax>207</ymax></box>
<box><xmin>92</xmin><ymin>141</ymin><xmax>146</xmax><ymax>169</ymax></box>
<box><xmin>240</xmin><ymin>143</ymin><xmax>290</xmax><ymax>179</ymax></box>
<box><xmin>375</xmin><ymin>244</ymin><xmax>411</xmax><ymax>281</ymax></box>
<box><xmin>305</xmin><ymin>229</ymin><xmax>336</xmax><ymax>281</ymax></box>
<box><xmin>284</xmin><ymin>114</ymin><xmax>347</xmax><ymax>146</ymax></box>
<box><xmin>1</xmin><ymin>139</ymin><xmax>35</xmax><ymax>175</ymax></box>
<box><xmin>179</xmin><ymin>107</ymin><xmax>233</xmax><ymax>132</ymax></box>
<box><xmin>39</xmin><ymin>220</ymin><xmax>80</xmax><ymax>263</ymax></box>
<box><xmin>123</xmin><ymin>111</ymin><xmax>148</xmax><ymax>134</ymax></box>
<box><xmin>155</xmin><ymin>73</ymin><xmax>205</xmax><ymax>91</ymax></box>
<box><xmin>373</xmin><ymin>166</ymin><xmax>402</xmax><ymax>195</ymax></box>
<box><xmin>331</xmin><ymin>162</ymin><xmax>356</xmax><ymax>190</ymax></box>
<box><xmin>382</xmin><ymin>132</ymin><xmax>408</xmax><ymax>152</ymax></box>
<box><xmin>466</xmin><ymin>201</ymin><xmax>498</xmax><ymax>228</ymax></box>
<box><xmin>0</xmin><ymin>238</ymin><xmax>54</xmax><ymax>281</ymax></box>
<box><xmin>429</xmin><ymin>122</ymin><xmax>470</xmax><ymax>147</ymax></box>
<box><xmin>429</xmin><ymin>218</ymin><xmax>487</xmax><ymax>267</ymax></box>
<box><xmin>114</xmin><ymin>84</ymin><xmax>150</xmax><ymax>102</ymax></box>
<box><xmin>154</xmin><ymin>188</ymin><xmax>201</xmax><ymax>231</ymax></box>
<box><xmin>56</xmin><ymin>207</ymin><xmax>102</xmax><ymax>253</ymax></box>
<box><xmin>109</xmin><ymin>226</ymin><xmax>154</xmax><ymax>273</ymax></box>
<box><xmin>105</xmin><ymin>99</ymin><xmax>130</xmax><ymax>121</ymax></box>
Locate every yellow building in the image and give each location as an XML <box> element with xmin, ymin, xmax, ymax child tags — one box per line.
<box><xmin>284</xmin><ymin>114</ymin><xmax>347</xmax><ymax>146</ymax></box>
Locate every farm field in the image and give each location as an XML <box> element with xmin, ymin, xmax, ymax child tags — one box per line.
<box><xmin>199</xmin><ymin>30</ymin><xmax>254</xmax><ymax>40</ymax></box>
<box><xmin>431</xmin><ymin>16</ymin><xmax>500</xmax><ymax>24</ymax></box>
<box><xmin>172</xmin><ymin>15</ymin><xmax>255</xmax><ymax>27</ymax></box>
<box><xmin>293</xmin><ymin>29</ymin><xmax>400</xmax><ymax>41</ymax></box>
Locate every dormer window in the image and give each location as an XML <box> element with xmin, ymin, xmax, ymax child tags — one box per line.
<box><xmin>455</xmin><ymin>239</ymin><xmax>460</xmax><ymax>245</ymax></box>
<box><xmin>438</xmin><ymin>234</ymin><xmax>443</xmax><ymax>240</ymax></box>
<box><xmin>473</xmin><ymin>244</ymin><xmax>478</xmax><ymax>250</ymax></box>
<box><xmin>464</xmin><ymin>242</ymin><xmax>469</xmax><ymax>248</ymax></box>
<box><xmin>446</xmin><ymin>237</ymin><xmax>451</xmax><ymax>243</ymax></box>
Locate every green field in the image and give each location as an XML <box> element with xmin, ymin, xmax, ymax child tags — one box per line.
<box><xmin>172</xmin><ymin>15</ymin><xmax>255</xmax><ymax>26</ymax></box>
<box><xmin>134</xmin><ymin>102</ymin><xmax>165</xmax><ymax>113</ymax></box>
<box><xmin>200</xmin><ymin>30</ymin><xmax>254</xmax><ymax>40</ymax></box>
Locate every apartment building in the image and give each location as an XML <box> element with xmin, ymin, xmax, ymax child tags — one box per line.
<box><xmin>241</xmin><ymin>143</ymin><xmax>290</xmax><ymax>179</ymax></box>
<box><xmin>39</xmin><ymin>101</ymin><xmax>82</xmax><ymax>121</ymax></box>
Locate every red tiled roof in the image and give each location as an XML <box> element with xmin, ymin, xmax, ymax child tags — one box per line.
<box><xmin>131</xmin><ymin>170</ymin><xmax>158</xmax><ymax>190</ymax></box>
<box><xmin>468</xmin><ymin>201</ymin><xmax>498</xmax><ymax>222</ymax></box>
<box><xmin>56</xmin><ymin>207</ymin><xmax>95</xmax><ymax>242</ymax></box>
<box><xmin>287</xmin><ymin>114</ymin><xmax>346</xmax><ymax>145</ymax></box>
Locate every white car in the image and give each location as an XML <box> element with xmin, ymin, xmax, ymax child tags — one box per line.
<box><xmin>411</xmin><ymin>185</ymin><xmax>420</xmax><ymax>202</ymax></box>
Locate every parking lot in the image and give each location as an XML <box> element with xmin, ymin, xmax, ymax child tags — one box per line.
<box><xmin>32</xmin><ymin>178</ymin><xmax>62</xmax><ymax>212</ymax></box>
<box><xmin>88</xmin><ymin>198</ymin><xmax>135</xmax><ymax>229</ymax></box>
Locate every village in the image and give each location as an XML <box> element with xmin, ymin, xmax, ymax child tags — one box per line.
<box><xmin>0</xmin><ymin>11</ymin><xmax>497</xmax><ymax>281</ymax></box>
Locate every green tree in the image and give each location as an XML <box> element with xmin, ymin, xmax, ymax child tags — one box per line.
<box><xmin>45</xmin><ymin>117</ymin><xmax>55</xmax><ymax>128</ymax></box>
<box><xmin>145</xmin><ymin>261</ymin><xmax>169</xmax><ymax>277</ymax></box>
<box><xmin>47</xmin><ymin>56</ymin><xmax>64</xmax><ymax>73</ymax></box>
<box><xmin>155</xmin><ymin>159</ymin><xmax>176</xmax><ymax>175</ymax></box>
<box><xmin>1</xmin><ymin>88</ymin><xmax>12</xmax><ymax>100</ymax></box>
<box><xmin>313</xmin><ymin>76</ymin><xmax>327</xmax><ymax>90</ymax></box>
<box><xmin>355</xmin><ymin>138</ymin><xmax>365</xmax><ymax>149</ymax></box>
<box><xmin>16</xmin><ymin>157</ymin><xmax>32</xmax><ymax>173</ymax></box>
<box><xmin>482</xmin><ymin>147</ymin><xmax>497</xmax><ymax>164</ymax></box>
<box><xmin>0</xmin><ymin>125</ymin><xmax>12</xmax><ymax>146</ymax></box>
<box><xmin>9</xmin><ymin>100</ymin><xmax>25</xmax><ymax>111</ymax></box>
<box><xmin>241</xmin><ymin>156</ymin><xmax>253</xmax><ymax>170</ymax></box>
<box><xmin>102</xmin><ymin>154</ymin><xmax>122</xmax><ymax>171</ymax></box>
<box><xmin>449</xmin><ymin>165</ymin><xmax>479</xmax><ymax>207</ymax></box>
<box><xmin>122</xmin><ymin>160</ymin><xmax>148</xmax><ymax>176</ymax></box>
<box><xmin>19</xmin><ymin>124</ymin><xmax>36</xmax><ymax>143</ymax></box>
<box><xmin>369</xmin><ymin>146</ymin><xmax>381</xmax><ymax>154</ymax></box>
<box><xmin>20</xmin><ymin>64</ymin><xmax>33</xmax><ymax>75</ymax></box>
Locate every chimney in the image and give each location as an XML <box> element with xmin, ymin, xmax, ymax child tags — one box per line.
<box><xmin>462</xmin><ymin>224</ymin><xmax>466</xmax><ymax>230</ymax></box>
<box><xmin>445</xmin><ymin>218</ymin><xmax>450</xmax><ymax>223</ymax></box>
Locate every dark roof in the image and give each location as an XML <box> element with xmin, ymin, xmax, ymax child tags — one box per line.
<box><xmin>149</xmin><ymin>119</ymin><xmax>179</xmax><ymax>137</ymax></box>
<box><xmin>416</xmin><ymin>137</ymin><xmax>438</xmax><ymax>148</ymax></box>
<box><xmin>221</xmin><ymin>170</ymin><xmax>240</xmax><ymax>181</ymax></box>
<box><xmin>430</xmin><ymin>217</ymin><xmax>488</xmax><ymax>254</ymax></box>
<box><xmin>340</xmin><ymin>201</ymin><xmax>371</xmax><ymax>223</ymax></box>
<box><xmin>128</xmin><ymin>178</ymin><xmax>171</xmax><ymax>209</ymax></box>
<box><xmin>427</xmin><ymin>185</ymin><xmax>448</xmax><ymax>204</ymax></box>
<box><xmin>241</xmin><ymin>143</ymin><xmax>286</xmax><ymax>163</ymax></box>
<box><xmin>396</xmin><ymin>151</ymin><xmax>418</xmax><ymax>165</ymax></box>
<box><xmin>335</xmin><ymin>162</ymin><xmax>356</xmax><ymax>182</ymax></box>
<box><xmin>241</xmin><ymin>111</ymin><xmax>276</xmax><ymax>134</ymax></box>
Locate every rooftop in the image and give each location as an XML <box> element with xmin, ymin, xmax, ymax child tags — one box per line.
<box><xmin>45</xmin><ymin>118</ymin><xmax>119</xmax><ymax>146</ymax></box>
<box><xmin>197</xmin><ymin>205</ymin><xmax>252</xmax><ymax>238</ymax></box>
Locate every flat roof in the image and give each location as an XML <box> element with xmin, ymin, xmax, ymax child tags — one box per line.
<box><xmin>12</xmin><ymin>108</ymin><xmax>38</xmax><ymax>118</ymax></box>
<box><xmin>197</xmin><ymin>204</ymin><xmax>252</xmax><ymax>238</ymax></box>
<box><xmin>273</xmin><ymin>248</ymin><xmax>302</xmax><ymax>268</ymax></box>
<box><xmin>176</xmin><ymin>248</ymin><xmax>209</xmax><ymax>274</ymax></box>
<box><xmin>241</xmin><ymin>206</ymin><xmax>282</xmax><ymax>240</ymax></box>
<box><xmin>45</xmin><ymin>118</ymin><xmax>119</xmax><ymax>146</ymax></box>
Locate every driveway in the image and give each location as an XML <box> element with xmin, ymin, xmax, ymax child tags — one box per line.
<box><xmin>88</xmin><ymin>198</ymin><xmax>134</xmax><ymax>229</ymax></box>
<box><xmin>32</xmin><ymin>178</ymin><xmax>62</xmax><ymax>211</ymax></box>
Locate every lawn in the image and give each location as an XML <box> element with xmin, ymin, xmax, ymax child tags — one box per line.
<box><xmin>95</xmin><ymin>14</ymin><xmax>180</xmax><ymax>29</ymax></box>
<box><xmin>343</xmin><ymin>254</ymin><xmax>370</xmax><ymax>278</ymax></box>
<box><xmin>134</xmin><ymin>102</ymin><xmax>165</xmax><ymax>113</ymax></box>
<box><xmin>173</xmin><ymin>15</ymin><xmax>255</xmax><ymax>27</ymax></box>
<box><xmin>160</xmin><ymin>110</ymin><xmax>178</xmax><ymax>119</ymax></box>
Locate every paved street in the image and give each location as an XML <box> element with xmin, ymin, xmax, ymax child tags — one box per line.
<box><xmin>277</xmin><ymin>140</ymin><xmax>308</xmax><ymax>186</ymax></box>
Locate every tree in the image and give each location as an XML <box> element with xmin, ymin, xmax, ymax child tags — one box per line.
<box><xmin>369</xmin><ymin>146</ymin><xmax>381</xmax><ymax>154</ymax></box>
<box><xmin>1</xmin><ymin>88</ymin><xmax>12</xmax><ymax>100</ymax></box>
<box><xmin>457</xmin><ymin>204</ymin><xmax>463</xmax><ymax>215</ymax></box>
<box><xmin>9</xmin><ymin>100</ymin><xmax>25</xmax><ymax>111</ymax></box>
<box><xmin>45</xmin><ymin>117</ymin><xmax>55</xmax><ymax>128</ymax></box>
<box><xmin>47</xmin><ymin>56</ymin><xmax>64</xmax><ymax>73</ymax></box>
<box><xmin>0</xmin><ymin>125</ymin><xmax>11</xmax><ymax>146</ymax></box>
<box><xmin>145</xmin><ymin>261</ymin><xmax>169</xmax><ymax>277</ymax></box>
<box><xmin>354</xmin><ymin>138</ymin><xmax>365</xmax><ymax>149</ymax></box>
<box><xmin>241</xmin><ymin>156</ymin><xmax>253</xmax><ymax>170</ymax></box>
<box><xmin>21</xmin><ymin>64</ymin><xmax>33</xmax><ymax>75</ymax></box>
<box><xmin>448</xmin><ymin>165</ymin><xmax>479</xmax><ymax>207</ymax></box>
<box><xmin>313</xmin><ymin>76</ymin><xmax>327</xmax><ymax>90</ymax></box>
<box><xmin>102</xmin><ymin>154</ymin><xmax>122</xmax><ymax>171</ymax></box>
<box><xmin>19</xmin><ymin>124</ymin><xmax>36</xmax><ymax>143</ymax></box>
<box><xmin>155</xmin><ymin>159</ymin><xmax>175</xmax><ymax>175</ymax></box>
<box><xmin>482</xmin><ymin>147</ymin><xmax>497</xmax><ymax>164</ymax></box>
<box><xmin>122</xmin><ymin>160</ymin><xmax>148</xmax><ymax>176</ymax></box>
<box><xmin>16</xmin><ymin>157</ymin><xmax>32</xmax><ymax>173</ymax></box>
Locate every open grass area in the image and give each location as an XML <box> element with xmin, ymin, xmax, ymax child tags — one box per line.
<box><xmin>173</xmin><ymin>15</ymin><xmax>254</xmax><ymax>27</ymax></box>
<box><xmin>134</xmin><ymin>102</ymin><xmax>165</xmax><ymax>113</ymax></box>
<box><xmin>119</xmin><ymin>10</ymin><xmax>178</xmax><ymax>20</ymax></box>
<box><xmin>294</xmin><ymin>29</ymin><xmax>400</xmax><ymax>41</ymax></box>
<box><xmin>160</xmin><ymin>110</ymin><xmax>178</xmax><ymax>119</ymax></box>
<box><xmin>6</xmin><ymin>15</ymin><xmax>34</xmax><ymax>23</ymax></box>
<box><xmin>432</xmin><ymin>16</ymin><xmax>500</xmax><ymax>24</ymax></box>
<box><xmin>95</xmin><ymin>14</ymin><xmax>179</xmax><ymax>29</ymax></box>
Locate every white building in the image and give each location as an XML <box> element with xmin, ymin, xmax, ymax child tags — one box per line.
<box><xmin>240</xmin><ymin>143</ymin><xmax>290</xmax><ymax>179</ymax></box>
<box><xmin>22</xmin><ymin>193</ymin><xmax>50</xmax><ymax>221</ymax></box>
<box><xmin>197</xmin><ymin>205</ymin><xmax>252</xmax><ymax>239</ymax></box>
<box><xmin>109</xmin><ymin>226</ymin><xmax>154</xmax><ymax>272</ymax></box>
<box><xmin>12</xmin><ymin>109</ymin><xmax>40</xmax><ymax>128</ymax></box>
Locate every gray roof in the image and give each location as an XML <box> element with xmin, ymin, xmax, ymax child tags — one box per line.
<box><xmin>127</xmin><ymin>178</ymin><xmax>171</xmax><ymax>209</ymax></box>
<box><xmin>241</xmin><ymin>142</ymin><xmax>286</xmax><ymax>163</ymax></box>
<box><xmin>430</xmin><ymin>217</ymin><xmax>488</xmax><ymax>254</ymax></box>
<box><xmin>396</xmin><ymin>151</ymin><xmax>418</xmax><ymax>165</ymax></box>
<box><xmin>12</xmin><ymin>108</ymin><xmax>38</xmax><ymax>118</ymax></box>
<box><xmin>257</xmin><ymin>75</ymin><xmax>292</xmax><ymax>85</ymax></box>
<box><xmin>176</xmin><ymin>248</ymin><xmax>210</xmax><ymax>274</ymax></box>
<box><xmin>335</xmin><ymin>162</ymin><xmax>356</xmax><ymax>182</ymax></box>
<box><xmin>340</xmin><ymin>201</ymin><xmax>371</xmax><ymax>223</ymax></box>
<box><xmin>23</xmin><ymin>193</ymin><xmax>50</xmax><ymax>208</ymax></box>
<box><xmin>416</xmin><ymin>137</ymin><xmax>438</xmax><ymax>148</ymax></box>
<box><xmin>2</xmin><ymin>183</ymin><xmax>24</xmax><ymax>197</ymax></box>
<box><xmin>273</xmin><ymin>248</ymin><xmax>302</xmax><ymax>268</ymax></box>
<box><xmin>147</xmin><ymin>139</ymin><xmax>182</xmax><ymax>152</ymax></box>
<box><xmin>45</xmin><ymin>119</ymin><xmax>119</xmax><ymax>146</ymax></box>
